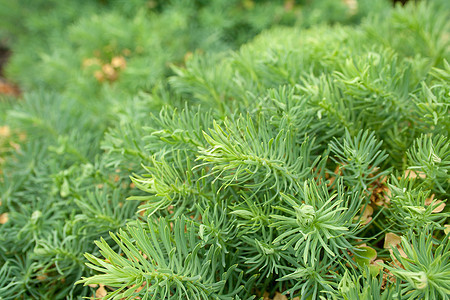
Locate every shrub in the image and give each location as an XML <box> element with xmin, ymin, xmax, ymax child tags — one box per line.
<box><xmin>0</xmin><ymin>0</ymin><xmax>448</xmax><ymax>299</ymax></box>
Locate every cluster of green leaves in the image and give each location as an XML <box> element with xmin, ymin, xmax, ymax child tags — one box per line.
<box><xmin>0</xmin><ymin>0</ymin><xmax>449</xmax><ymax>299</ymax></box>
<box><xmin>80</xmin><ymin>1</ymin><xmax>449</xmax><ymax>299</ymax></box>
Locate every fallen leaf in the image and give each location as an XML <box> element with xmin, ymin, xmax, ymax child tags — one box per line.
<box><xmin>425</xmin><ymin>194</ymin><xmax>435</xmax><ymax>205</ymax></box>
<box><xmin>113</xmin><ymin>175</ymin><xmax>120</xmax><ymax>182</ymax></box>
<box><xmin>94</xmin><ymin>70</ymin><xmax>105</xmax><ymax>82</ymax></box>
<box><xmin>82</xmin><ymin>58</ymin><xmax>101</xmax><ymax>68</ymax></box>
<box><xmin>88</xmin><ymin>284</ymin><xmax>98</xmax><ymax>288</ymax></box>
<box><xmin>404</xmin><ymin>169</ymin><xmax>426</xmax><ymax>179</ymax></box>
<box><xmin>102</xmin><ymin>64</ymin><xmax>117</xmax><ymax>81</ymax></box>
<box><xmin>384</xmin><ymin>233</ymin><xmax>402</xmax><ymax>249</ymax></box>
<box><xmin>342</xmin><ymin>0</ymin><xmax>358</xmax><ymax>15</ymax></box>
<box><xmin>36</xmin><ymin>274</ymin><xmax>47</xmax><ymax>281</ymax></box>
<box><xmin>396</xmin><ymin>247</ymin><xmax>408</xmax><ymax>259</ymax></box>
<box><xmin>96</xmin><ymin>284</ymin><xmax>107</xmax><ymax>298</ymax></box>
<box><xmin>368</xmin><ymin>175</ymin><xmax>390</xmax><ymax>206</ymax></box>
<box><xmin>385</xmin><ymin>234</ymin><xmax>408</xmax><ymax>262</ymax></box>
<box><xmin>0</xmin><ymin>80</ymin><xmax>20</xmax><ymax>96</ymax></box>
<box><xmin>273</xmin><ymin>292</ymin><xmax>288</xmax><ymax>300</ymax></box>
<box><xmin>361</xmin><ymin>204</ymin><xmax>373</xmax><ymax>218</ymax></box>
<box><xmin>135</xmin><ymin>282</ymin><xmax>145</xmax><ymax>293</ymax></box>
<box><xmin>327</xmin><ymin>165</ymin><xmax>342</xmax><ymax>187</ymax></box>
<box><xmin>381</xmin><ymin>271</ymin><xmax>396</xmax><ymax>290</ymax></box>
<box><xmin>0</xmin><ymin>126</ymin><xmax>10</xmax><ymax>137</ymax></box>
<box><xmin>380</xmin><ymin>188</ymin><xmax>392</xmax><ymax>206</ymax></box>
<box><xmin>284</xmin><ymin>0</ymin><xmax>295</xmax><ymax>11</ymax></box>
<box><xmin>355</xmin><ymin>204</ymin><xmax>373</xmax><ymax>225</ymax></box>
<box><xmin>9</xmin><ymin>141</ymin><xmax>20</xmax><ymax>151</ymax></box>
<box><xmin>111</xmin><ymin>56</ymin><xmax>126</xmax><ymax>70</ymax></box>
<box><xmin>431</xmin><ymin>200</ymin><xmax>445</xmax><ymax>213</ymax></box>
<box><xmin>0</xmin><ymin>213</ymin><xmax>8</xmax><ymax>224</ymax></box>
<box><xmin>444</xmin><ymin>225</ymin><xmax>450</xmax><ymax>236</ymax></box>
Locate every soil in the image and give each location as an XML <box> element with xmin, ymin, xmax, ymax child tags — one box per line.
<box><xmin>0</xmin><ymin>44</ymin><xmax>20</xmax><ymax>97</ymax></box>
<box><xmin>0</xmin><ymin>45</ymin><xmax>10</xmax><ymax>77</ymax></box>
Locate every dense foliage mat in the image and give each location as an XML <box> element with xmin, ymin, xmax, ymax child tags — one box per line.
<box><xmin>0</xmin><ymin>0</ymin><xmax>449</xmax><ymax>299</ymax></box>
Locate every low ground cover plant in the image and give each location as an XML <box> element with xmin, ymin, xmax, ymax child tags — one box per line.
<box><xmin>0</xmin><ymin>0</ymin><xmax>449</xmax><ymax>299</ymax></box>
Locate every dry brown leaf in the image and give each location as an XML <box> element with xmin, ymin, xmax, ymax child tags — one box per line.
<box><xmin>384</xmin><ymin>233</ymin><xmax>402</xmax><ymax>249</ymax></box>
<box><xmin>88</xmin><ymin>284</ymin><xmax>98</xmax><ymax>288</ymax></box>
<box><xmin>273</xmin><ymin>292</ymin><xmax>288</xmax><ymax>300</ymax></box>
<box><xmin>404</xmin><ymin>169</ymin><xmax>426</xmax><ymax>179</ymax></box>
<box><xmin>384</xmin><ymin>233</ymin><xmax>408</xmax><ymax>265</ymax></box>
<box><xmin>391</xmin><ymin>247</ymin><xmax>407</xmax><ymax>259</ymax></box>
<box><xmin>36</xmin><ymin>274</ymin><xmax>47</xmax><ymax>281</ymax></box>
<box><xmin>342</xmin><ymin>0</ymin><xmax>358</xmax><ymax>15</ymax></box>
<box><xmin>355</xmin><ymin>204</ymin><xmax>373</xmax><ymax>225</ymax></box>
<box><xmin>369</xmin><ymin>176</ymin><xmax>390</xmax><ymax>207</ymax></box>
<box><xmin>425</xmin><ymin>194</ymin><xmax>446</xmax><ymax>213</ymax></box>
<box><xmin>0</xmin><ymin>126</ymin><xmax>11</xmax><ymax>137</ymax></box>
<box><xmin>362</xmin><ymin>204</ymin><xmax>373</xmax><ymax>218</ymax></box>
<box><xmin>82</xmin><ymin>58</ymin><xmax>101</xmax><ymax>68</ymax></box>
<box><xmin>96</xmin><ymin>284</ymin><xmax>107</xmax><ymax>298</ymax></box>
<box><xmin>0</xmin><ymin>81</ymin><xmax>20</xmax><ymax>96</ymax></box>
<box><xmin>94</xmin><ymin>70</ymin><xmax>105</xmax><ymax>82</ymax></box>
<box><xmin>113</xmin><ymin>175</ymin><xmax>120</xmax><ymax>182</ymax></box>
<box><xmin>381</xmin><ymin>270</ymin><xmax>396</xmax><ymax>290</ymax></box>
<box><xmin>380</xmin><ymin>188</ymin><xmax>392</xmax><ymax>206</ymax></box>
<box><xmin>111</xmin><ymin>56</ymin><xmax>126</xmax><ymax>70</ymax></box>
<box><xmin>385</xmin><ymin>235</ymin><xmax>408</xmax><ymax>262</ymax></box>
<box><xmin>0</xmin><ymin>213</ymin><xmax>8</xmax><ymax>224</ymax></box>
<box><xmin>326</xmin><ymin>165</ymin><xmax>342</xmax><ymax>187</ymax></box>
<box><xmin>102</xmin><ymin>64</ymin><xmax>117</xmax><ymax>81</ymax></box>
<box><xmin>431</xmin><ymin>200</ymin><xmax>445</xmax><ymax>213</ymax></box>
<box><xmin>425</xmin><ymin>194</ymin><xmax>435</xmax><ymax>205</ymax></box>
<box><xmin>9</xmin><ymin>141</ymin><xmax>20</xmax><ymax>151</ymax></box>
<box><xmin>362</xmin><ymin>204</ymin><xmax>373</xmax><ymax>225</ymax></box>
<box><xmin>284</xmin><ymin>0</ymin><xmax>295</xmax><ymax>11</ymax></box>
<box><xmin>135</xmin><ymin>282</ymin><xmax>145</xmax><ymax>293</ymax></box>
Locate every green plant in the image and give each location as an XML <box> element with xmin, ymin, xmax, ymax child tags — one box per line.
<box><xmin>0</xmin><ymin>0</ymin><xmax>449</xmax><ymax>299</ymax></box>
<box><xmin>383</xmin><ymin>228</ymin><xmax>450</xmax><ymax>299</ymax></box>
